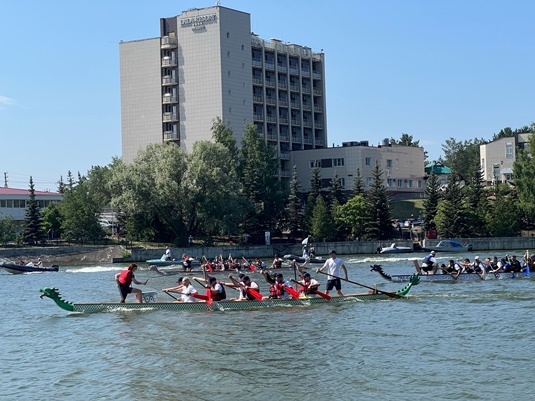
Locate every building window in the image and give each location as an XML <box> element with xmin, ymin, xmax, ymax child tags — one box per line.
<box><xmin>228</xmin><ymin>71</ymin><xmax>231</xmax><ymax>77</ymax></box>
<box><xmin>310</xmin><ymin>160</ymin><xmax>320</xmax><ymax>168</ymax></box>
<box><xmin>333</xmin><ymin>158</ymin><xmax>344</xmax><ymax>167</ymax></box>
<box><xmin>387</xmin><ymin>159</ymin><xmax>393</xmax><ymax>168</ymax></box>
<box><xmin>506</xmin><ymin>143</ymin><xmax>513</xmax><ymax>159</ymax></box>
<box><xmin>340</xmin><ymin>178</ymin><xmax>345</xmax><ymax>188</ymax></box>
<box><xmin>365</xmin><ymin>157</ymin><xmax>371</xmax><ymax>166</ymax></box>
<box><xmin>418</xmin><ymin>180</ymin><xmax>423</xmax><ymax>189</ymax></box>
<box><xmin>388</xmin><ymin>179</ymin><xmax>395</xmax><ymax>187</ymax></box>
<box><xmin>6</xmin><ymin>200</ymin><xmax>13</xmax><ymax>208</ymax></box>
<box><xmin>397</xmin><ymin>179</ymin><xmax>403</xmax><ymax>187</ymax></box>
<box><xmin>0</xmin><ymin>200</ymin><xmax>5</xmax><ymax>207</ymax></box>
<box><xmin>227</xmin><ymin>51</ymin><xmax>230</xmax><ymax>57</ymax></box>
<box><xmin>367</xmin><ymin>177</ymin><xmax>373</xmax><ymax>186</ymax></box>
<box><xmin>227</xmin><ymin>32</ymin><xmax>230</xmax><ymax>38</ymax></box>
<box><xmin>407</xmin><ymin>180</ymin><xmax>413</xmax><ymax>188</ymax></box>
<box><xmin>241</xmin><ymin>45</ymin><xmax>244</xmax><ymax>50</ymax></box>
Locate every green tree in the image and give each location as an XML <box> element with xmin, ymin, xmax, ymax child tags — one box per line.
<box><xmin>334</xmin><ymin>194</ymin><xmax>368</xmax><ymax>240</ymax></box>
<box><xmin>0</xmin><ymin>214</ymin><xmax>16</xmax><ymax>245</ymax></box>
<box><xmin>329</xmin><ymin>172</ymin><xmax>345</xmax><ymax>208</ymax></box>
<box><xmin>352</xmin><ymin>167</ymin><xmax>364</xmax><ymax>196</ymax></box>
<box><xmin>42</xmin><ymin>203</ymin><xmax>63</xmax><ymax>240</ymax></box>
<box><xmin>304</xmin><ymin>162</ymin><xmax>321</xmax><ymax>233</ymax></box>
<box><xmin>310</xmin><ymin>195</ymin><xmax>336</xmax><ymax>242</ymax></box>
<box><xmin>463</xmin><ymin>162</ymin><xmax>488</xmax><ymax>236</ymax></box>
<box><xmin>441</xmin><ymin>137</ymin><xmax>485</xmax><ymax>181</ymax></box>
<box><xmin>237</xmin><ymin>123</ymin><xmax>284</xmax><ymax>235</ymax></box>
<box><xmin>422</xmin><ymin>172</ymin><xmax>440</xmax><ymax>231</ymax></box>
<box><xmin>211</xmin><ymin>116</ymin><xmax>239</xmax><ymax>164</ymax></box>
<box><xmin>184</xmin><ymin>141</ymin><xmax>247</xmax><ymax>239</ymax></box>
<box><xmin>513</xmin><ymin>125</ymin><xmax>535</xmax><ymax>226</ymax></box>
<box><xmin>434</xmin><ymin>175</ymin><xmax>468</xmax><ymax>238</ymax></box>
<box><xmin>60</xmin><ymin>180</ymin><xmax>105</xmax><ymax>243</ymax></box>
<box><xmin>109</xmin><ymin>143</ymin><xmax>189</xmax><ymax>243</ymax></box>
<box><xmin>390</xmin><ymin>133</ymin><xmax>420</xmax><ymax>147</ymax></box>
<box><xmin>23</xmin><ymin>177</ymin><xmax>45</xmax><ymax>245</ymax></box>
<box><xmin>486</xmin><ymin>189</ymin><xmax>521</xmax><ymax>237</ymax></box>
<box><xmin>285</xmin><ymin>166</ymin><xmax>303</xmax><ymax>239</ymax></box>
<box><xmin>364</xmin><ymin>161</ymin><xmax>392</xmax><ymax>240</ymax></box>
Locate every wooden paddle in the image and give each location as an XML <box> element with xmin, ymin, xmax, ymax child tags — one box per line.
<box><xmin>194</xmin><ymin>276</ymin><xmax>213</xmax><ymax>306</ymax></box>
<box><xmin>316</xmin><ymin>270</ymin><xmax>401</xmax><ymax>298</ymax></box>
<box><xmin>289</xmin><ymin>278</ymin><xmax>331</xmax><ymax>300</ymax></box>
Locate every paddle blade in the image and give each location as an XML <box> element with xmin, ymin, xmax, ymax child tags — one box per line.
<box><xmin>284</xmin><ymin>285</ymin><xmax>300</xmax><ymax>299</ymax></box>
<box><xmin>206</xmin><ymin>288</ymin><xmax>212</xmax><ymax>306</ymax></box>
<box><xmin>315</xmin><ymin>290</ymin><xmax>331</xmax><ymax>300</ymax></box>
<box><xmin>192</xmin><ymin>293</ymin><xmax>209</xmax><ymax>301</ymax></box>
<box><xmin>249</xmin><ymin>264</ymin><xmax>256</xmax><ymax>272</ymax></box>
<box><xmin>247</xmin><ymin>288</ymin><xmax>263</xmax><ymax>301</ymax></box>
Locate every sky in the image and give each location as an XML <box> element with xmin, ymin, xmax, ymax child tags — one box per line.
<box><xmin>1</xmin><ymin>1</ymin><xmax>534</xmax><ymax>191</ymax></box>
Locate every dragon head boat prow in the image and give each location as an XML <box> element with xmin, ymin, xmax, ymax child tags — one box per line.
<box><xmin>369</xmin><ymin>264</ymin><xmax>394</xmax><ymax>281</ymax></box>
<box><xmin>39</xmin><ymin>287</ymin><xmax>74</xmax><ymax>311</ymax></box>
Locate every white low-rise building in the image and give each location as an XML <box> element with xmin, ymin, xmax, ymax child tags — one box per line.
<box><xmin>0</xmin><ymin>187</ymin><xmax>62</xmax><ymax>223</ymax></box>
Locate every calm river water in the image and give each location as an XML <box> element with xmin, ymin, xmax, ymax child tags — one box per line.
<box><xmin>1</xmin><ymin>251</ymin><xmax>534</xmax><ymax>401</ymax></box>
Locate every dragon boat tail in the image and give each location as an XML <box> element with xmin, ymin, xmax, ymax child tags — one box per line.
<box><xmin>39</xmin><ymin>276</ymin><xmax>418</xmax><ymax>313</ymax></box>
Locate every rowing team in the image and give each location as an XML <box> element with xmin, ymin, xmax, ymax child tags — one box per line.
<box><xmin>162</xmin><ymin>268</ymin><xmax>324</xmax><ymax>303</ymax></box>
<box><xmin>416</xmin><ymin>251</ymin><xmax>531</xmax><ymax>277</ymax></box>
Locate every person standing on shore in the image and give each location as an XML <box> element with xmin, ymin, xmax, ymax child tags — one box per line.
<box><xmin>115</xmin><ymin>263</ymin><xmax>147</xmax><ymax>303</ymax></box>
<box><xmin>316</xmin><ymin>249</ymin><xmax>348</xmax><ymax>296</ymax></box>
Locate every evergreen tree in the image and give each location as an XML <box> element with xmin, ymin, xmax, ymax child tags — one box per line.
<box><xmin>66</xmin><ymin>171</ymin><xmax>75</xmax><ymax>191</ymax></box>
<box><xmin>285</xmin><ymin>166</ymin><xmax>303</xmax><ymax>239</ymax></box>
<box><xmin>513</xmin><ymin>125</ymin><xmax>535</xmax><ymax>226</ymax></box>
<box><xmin>364</xmin><ymin>161</ymin><xmax>392</xmax><ymax>240</ymax></box>
<box><xmin>486</xmin><ymin>187</ymin><xmax>521</xmax><ymax>237</ymax></box>
<box><xmin>310</xmin><ymin>195</ymin><xmax>336</xmax><ymax>242</ymax></box>
<box><xmin>57</xmin><ymin>176</ymin><xmax>66</xmax><ymax>194</ymax></box>
<box><xmin>0</xmin><ymin>215</ymin><xmax>16</xmax><ymax>245</ymax></box>
<box><xmin>464</xmin><ymin>162</ymin><xmax>488</xmax><ymax>236</ymax></box>
<box><xmin>328</xmin><ymin>172</ymin><xmax>345</xmax><ymax>208</ymax></box>
<box><xmin>352</xmin><ymin>167</ymin><xmax>364</xmax><ymax>196</ymax></box>
<box><xmin>304</xmin><ymin>162</ymin><xmax>321</xmax><ymax>233</ymax></box>
<box><xmin>435</xmin><ymin>174</ymin><xmax>468</xmax><ymax>237</ymax></box>
<box><xmin>23</xmin><ymin>176</ymin><xmax>45</xmax><ymax>245</ymax></box>
<box><xmin>422</xmin><ymin>172</ymin><xmax>440</xmax><ymax>231</ymax></box>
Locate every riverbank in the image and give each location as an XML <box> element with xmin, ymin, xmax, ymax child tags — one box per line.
<box><xmin>2</xmin><ymin>235</ymin><xmax>535</xmax><ymax>266</ymax></box>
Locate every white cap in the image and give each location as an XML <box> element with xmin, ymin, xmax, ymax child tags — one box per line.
<box><xmin>475</xmin><ymin>256</ymin><xmax>480</xmax><ymax>260</ymax></box>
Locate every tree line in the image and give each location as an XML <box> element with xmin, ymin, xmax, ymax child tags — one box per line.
<box><xmin>1</xmin><ymin>122</ymin><xmax>534</xmax><ymax>246</ymax></box>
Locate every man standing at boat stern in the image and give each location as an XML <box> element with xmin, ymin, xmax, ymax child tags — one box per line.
<box><xmin>317</xmin><ymin>249</ymin><xmax>348</xmax><ymax>296</ymax></box>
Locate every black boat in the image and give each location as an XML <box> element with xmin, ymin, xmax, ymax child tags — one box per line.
<box><xmin>0</xmin><ymin>262</ymin><xmax>59</xmax><ymax>274</ymax></box>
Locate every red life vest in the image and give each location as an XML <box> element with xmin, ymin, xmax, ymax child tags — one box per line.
<box><xmin>269</xmin><ymin>282</ymin><xmax>285</xmax><ymax>298</ymax></box>
<box><xmin>210</xmin><ymin>283</ymin><xmax>226</xmax><ymax>301</ymax></box>
<box><xmin>118</xmin><ymin>270</ymin><xmax>133</xmax><ymax>286</ymax></box>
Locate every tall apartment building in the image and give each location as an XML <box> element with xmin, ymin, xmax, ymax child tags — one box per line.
<box><xmin>120</xmin><ymin>5</ymin><xmax>327</xmax><ymax>177</ymax></box>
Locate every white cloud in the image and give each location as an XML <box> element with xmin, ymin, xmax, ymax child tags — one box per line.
<box><xmin>0</xmin><ymin>95</ymin><xmax>14</xmax><ymax>106</ymax></box>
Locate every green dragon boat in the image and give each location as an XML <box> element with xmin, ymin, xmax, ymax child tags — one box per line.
<box><xmin>39</xmin><ymin>275</ymin><xmax>419</xmax><ymax>313</ymax></box>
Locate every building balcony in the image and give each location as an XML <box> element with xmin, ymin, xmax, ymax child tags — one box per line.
<box><xmin>315</xmin><ymin>122</ymin><xmax>324</xmax><ymax>129</ymax></box>
<box><xmin>266</xmin><ymin>115</ymin><xmax>277</xmax><ymax>123</ymax></box>
<box><xmin>252</xmin><ymin>59</ymin><xmax>262</xmax><ymax>67</ymax></box>
<box><xmin>253</xmin><ymin>95</ymin><xmax>263</xmax><ymax>103</ymax></box>
<box><xmin>164</xmin><ymin>131</ymin><xmax>179</xmax><ymax>141</ymax></box>
<box><xmin>302</xmin><ymin>103</ymin><xmax>311</xmax><ymax>111</ymax></box>
<box><xmin>303</xmin><ymin>121</ymin><xmax>312</xmax><ymax>128</ymax></box>
<box><xmin>266</xmin><ymin>97</ymin><xmax>276</xmax><ymax>105</ymax></box>
<box><xmin>278</xmin><ymin>82</ymin><xmax>287</xmax><ymax>89</ymax></box>
<box><xmin>162</xmin><ymin>112</ymin><xmax>178</xmax><ymax>122</ymax></box>
<box><xmin>161</xmin><ymin>36</ymin><xmax>178</xmax><ymax>49</ymax></box>
<box><xmin>279</xmin><ymin>169</ymin><xmax>291</xmax><ymax>177</ymax></box>
<box><xmin>265</xmin><ymin>80</ymin><xmax>276</xmax><ymax>87</ymax></box>
<box><xmin>292</xmin><ymin>135</ymin><xmax>302</xmax><ymax>143</ymax></box>
<box><xmin>280</xmin><ymin>134</ymin><xmax>290</xmax><ymax>142</ymax></box>
<box><xmin>315</xmin><ymin>138</ymin><xmax>324</xmax><ymax>146</ymax></box>
<box><xmin>162</xmin><ymin>57</ymin><xmax>177</xmax><ymax>67</ymax></box>
<box><xmin>267</xmin><ymin>134</ymin><xmax>278</xmax><ymax>141</ymax></box>
<box><xmin>312</xmin><ymin>72</ymin><xmax>322</xmax><ymax>79</ymax></box>
<box><xmin>278</xmin><ymin>100</ymin><xmax>288</xmax><ymax>107</ymax></box>
<box><xmin>289</xmin><ymin>67</ymin><xmax>299</xmax><ymax>75</ymax></box>
<box><xmin>162</xmin><ymin>76</ymin><xmax>177</xmax><ymax>86</ymax></box>
<box><xmin>301</xmin><ymin>70</ymin><xmax>310</xmax><ymax>77</ymax></box>
<box><xmin>277</xmin><ymin>65</ymin><xmax>287</xmax><ymax>72</ymax></box>
<box><xmin>290</xmin><ymin>102</ymin><xmax>300</xmax><ymax>109</ymax></box>
<box><xmin>253</xmin><ymin>113</ymin><xmax>264</xmax><ymax>121</ymax></box>
<box><xmin>279</xmin><ymin>117</ymin><xmax>289</xmax><ymax>124</ymax></box>
<box><xmin>313</xmin><ymin>89</ymin><xmax>323</xmax><ymax>96</ymax></box>
<box><xmin>279</xmin><ymin>151</ymin><xmax>290</xmax><ymax>160</ymax></box>
<box><xmin>290</xmin><ymin>84</ymin><xmax>300</xmax><ymax>92</ymax></box>
<box><xmin>162</xmin><ymin>95</ymin><xmax>178</xmax><ymax>104</ymax></box>
<box><xmin>302</xmin><ymin>86</ymin><xmax>311</xmax><ymax>94</ymax></box>
<box><xmin>314</xmin><ymin>106</ymin><xmax>323</xmax><ymax>113</ymax></box>
<box><xmin>291</xmin><ymin>119</ymin><xmax>301</xmax><ymax>126</ymax></box>
<box><xmin>265</xmin><ymin>62</ymin><xmax>275</xmax><ymax>70</ymax></box>
<box><xmin>253</xmin><ymin>77</ymin><xmax>263</xmax><ymax>85</ymax></box>
<box><xmin>304</xmin><ymin>137</ymin><xmax>313</xmax><ymax>145</ymax></box>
